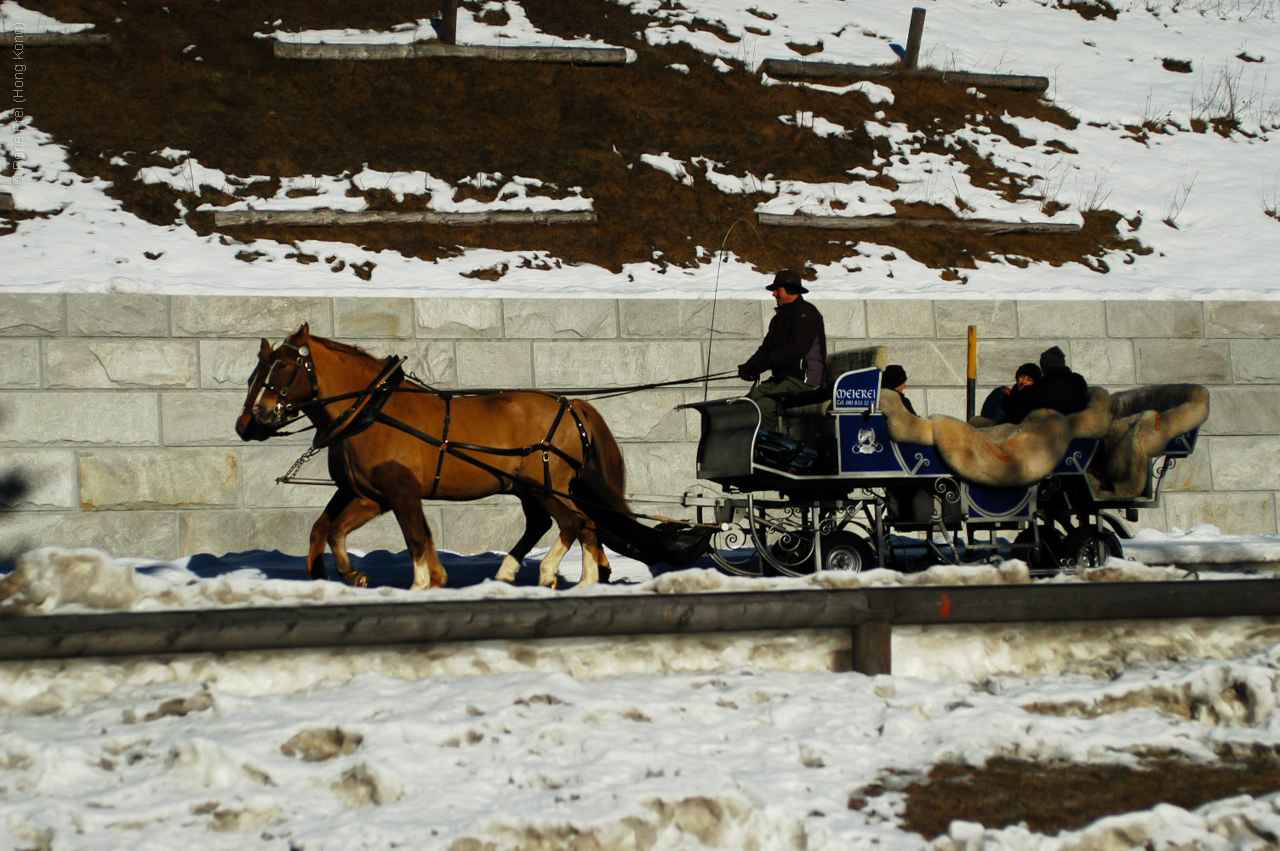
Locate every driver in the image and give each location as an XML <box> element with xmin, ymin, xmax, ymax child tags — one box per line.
<box><xmin>737</xmin><ymin>270</ymin><xmax>827</xmax><ymax>433</ymax></box>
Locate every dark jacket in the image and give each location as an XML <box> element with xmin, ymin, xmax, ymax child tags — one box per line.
<box><xmin>741</xmin><ymin>298</ymin><xmax>827</xmax><ymax>386</ymax></box>
<box><xmin>1002</xmin><ymin>367</ymin><xmax>1089</xmax><ymax>424</ymax></box>
<box><xmin>980</xmin><ymin>385</ymin><xmax>1034</xmax><ymax>423</ymax></box>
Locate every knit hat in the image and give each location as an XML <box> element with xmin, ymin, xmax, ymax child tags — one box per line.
<box><xmin>1015</xmin><ymin>362</ymin><xmax>1042</xmax><ymax>381</ymax></box>
<box><xmin>766</xmin><ymin>269</ymin><xmax>809</xmax><ymax>294</ymax></box>
<box><xmin>881</xmin><ymin>364</ymin><xmax>907</xmax><ymax>389</ymax></box>
<box><xmin>1040</xmin><ymin>346</ymin><xmax>1066</xmax><ymax>373</ymax></box>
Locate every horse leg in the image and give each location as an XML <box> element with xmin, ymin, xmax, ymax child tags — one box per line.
<box><xmin>495</xmin><ymin>495</ymin><xmax>553</xmax><ymax>583</ymax></box>
<box><xmin>371</xmin><ymin>462</ymin><xmax>447</xmax><ymax>590</ymax></box>
<box><xmin>535</xmin><ymin>499</ymin><xmax>590</xmax><ymax>589</ymax></box>
<box><xmin>577</xmin><ymin>523</ymin><xmax>611</xmax><ymax>587</ymax></box>
<box><xmin>307</xmin><ymin>489</ymin><xmax>357</xmax><ymax>580</ymax></box>
<box><xmin>328</xmin><ymin>496</ymin><xmax>382</xmax><ymax>587</ymax></box>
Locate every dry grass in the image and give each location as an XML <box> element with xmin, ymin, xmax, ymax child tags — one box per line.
<box><xmin>7</xmin><ymin>0</ymin><xmax>1155</xmax><ymax>283</ymax></box>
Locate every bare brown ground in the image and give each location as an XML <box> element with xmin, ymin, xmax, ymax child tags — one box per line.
<box><xmin>850</xmin><ymin>754</ymin><xmax>1280</xmax><ymax>839</ymax></box>
<box><xmin>10</xmin><ymin>0</ymin><xmax>1149</xmax><ymax>283</ymax></box>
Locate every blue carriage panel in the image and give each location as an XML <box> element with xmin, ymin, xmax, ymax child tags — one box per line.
<box><xmin>1164</xmin><ymin>427</ymin><xmax>1199</xmax><ymax>458</ymax></box>
<box><xmin>832</xmin><ymin>366</ymin><xmax>881</xmax><ymax>413</ymax></box>
<box><xmin>962</xmin><ymin>482</ymin><xmax>1035</xmax><ymax>521</ymax></box>
<box><xmin>837</xmin><ymin>413</ymin><xmax>945</xmax><ymax>477</ymax></box>
<box><xmin>1054</xmin><ymin>437</ymin><xmax>1099</xmax><ymax>475</ymax></box>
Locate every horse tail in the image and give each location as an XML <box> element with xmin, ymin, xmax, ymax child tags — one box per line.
<box><xmin>571</xmin><ymin>401</ymin><xmax>713</xmax><ymax>570</ymax></box>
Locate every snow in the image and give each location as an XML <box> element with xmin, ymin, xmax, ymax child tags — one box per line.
<box><xmin>3</xmin><ymin>0</ymin><xmax>1279</xmax><ymax>298</ymax></box>
<box><xmin>4</xmin><ymin>1</ymin><xmax>1280</xmax><ymax>847</ymax></box>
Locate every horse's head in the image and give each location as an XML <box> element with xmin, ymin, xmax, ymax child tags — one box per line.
<box><xmin>235</xmin><ymin>326</ymin><xmax>319</xmax><ymax>441</ymax></box>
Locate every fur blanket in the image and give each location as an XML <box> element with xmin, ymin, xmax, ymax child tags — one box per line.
<box><xmin>1086</xmin><ymin>384</ymin><xmax>1210</xmax><ymax>499</ymax></box>
<box><xmin>880</xmin><ymin>387</ymin><xmax>1112</xmax><ymax>488</ymax></box>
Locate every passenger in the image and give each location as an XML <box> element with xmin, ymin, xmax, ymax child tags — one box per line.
<box><xmin>980</xmin><ymin>362</ymin><xmax>1041</xmax><ymax>424</ymax></box>
<box><xmin>736</xmin><ymin>269</ymin><xmax>827</xmax><ymax>433</ymax></box>
<box><xmin>1002</xmin><ymin>346</ymin><xmax>1089</xmax><ymax>424</ymax></box>
<box><xmin>880</xmin><ymin>363</ymin><xmax>917</xmax><ymax>415</ymax></box>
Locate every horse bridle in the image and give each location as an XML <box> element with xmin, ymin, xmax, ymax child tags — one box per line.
<box><xmin>247</xmin><ymin>341</ymin><xmax>317</xmax><ymax>427</ymax></box>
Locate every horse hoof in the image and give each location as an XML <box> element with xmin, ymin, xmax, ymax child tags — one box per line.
<box><xmin>351</xmin><ymin>573</ymin><xmax>368</xmax><ymax>588</ymax></box>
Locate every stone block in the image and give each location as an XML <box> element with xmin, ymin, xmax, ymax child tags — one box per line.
<box><xmin>1205</xmin><ymin>301</ymin><xmax>1280</xmax><ymax>338</ymax></box>
<box><xmin>0</xmin><ymin>450</ymin><xmax>77</xmax><ymax>509</ymax></box>
<box><xmin>866</xmin><ymin>300</ymin><xmax>935</xmax><ymax>338</ymax></box>
<box><xmin>619</xmin><ymin>299</ymin><xmax>762</xmax><ymax>339</ymax></box>
<box><xmin>1230</xmin><ymin>340</ymin><xmax>1280</xmax><ymax>383</ymax></box>
<box><xmin>1202</xmin><ymin>387</ymin><xmax>1280</xmax><ymax>435</ymax></box>
<box><xmin>590</xmin><ymin>390</ymin><xmax>688</xmax><ymax>442</ymax></box>
<box><xmin>241</xmin><ymin>445</ymin><xmax>332</xmax><ymax>509</ymax></box>
<box><xmin>1163</xmin><ymin>491</ymin><xmax>1276</xmax><ymax>535</ymax></box>
<box><xmin>934</xmin><ymin>300</ymin><xmax>1017</xmax><ymax>338</ymax></box>
<box><xmin>415</xmin><ymin>299</ymin><xmax>503</xmax><ymax>339</ymax></box>
<box><xmin>178</xmin><ymin>507</ymin><xmax>414</xmax><ymax>559</ymax></box>
<box><xmin>875</xmin><ymin>340</ymin><xmax>968</xmax><ymax>386</ymax></box>
<box><xmin>170</xmin><ymin>296</ymin><xmax>332</xmax><ymax>337</ymax></box>
<box><xmin>200</xmin><ymin>339</ymin><xmax>260</xmax><ymax>389</ymax></box>
<box><xmin>505</xmin><ymin>299</ymin><xmax>617</xmax><ymax>340</ymax></box>
<box><xmin>1017</xmin><ymin>301</ymin><xmax>1106</xmax><ymax>338</ymax></box>
<box><xmin>617</xmin><ymin>442</ymin><xmax>698</xmax><ymax>502</ymax></box>
<box><xmin>66</xmin><ymin>293</ymin><xmax>168</xmax><ymax>336</ymax></box>
<box><xmin>923</xmin><ymin>388</ymin><xmax>967</xmax><ymax>419</ymax></box>
<box><xmin>436</xmin><ymin>498</ymin><xmax>551</xmax><ymax>556</ymax></box>
<box><xmin>44</xmin><ymin>339</ymin><xmax>198</xmax><ymax>389</ymax></box>
<box><xmin>393</xmin><ymin>342</ymin><xmax>457</xmax><ymax>388</ymax></box>
<box><xmin>974</xmin><ymin>340</ymin><xmax>1056</xmax><ymax>385</ymax></box>
<box><xmin>0</xmin><ymin>510</ymin><xmax>180</xmax><ymax>563</ymax></box>
<box><xmin>456</xmin><ymin>341</ymin><xmax>533</xmax><ymax>388</ymax></box>
<box><xmin>821</xmin><ymin>301</ymin><xmax>869</xmax><ymax>340</ymax></box>
<box><xmin>79</xmin><ymin>449</ymin><xmax>240</xmax><ymax>510</ymax></box>
<box><xmin>1071</xmin><ymin>339</ymin><xmax>1136</xmax><ymax>386</ymax></box>
<box><xmin>1107</xmin><ymin>301</ymin><xmax>1203</xmax><ymax>339</ymax></box>
<box><xmin>0</xmin><ymin>392</ymin><xmax>159</xmax><ymax>446</ymax></box>
<box><xmin>534</xmin><ymin>342</ymin><xmax>702</xmax><ymax>388</ymax></box>
<box><xmin>334</xmin><ymin>298</ymin><xmax>415</xmax><ymax>338</ymax></box>
<box><xmin>1134</xmin><ymin>341</ymin><xmax>1230</xmax><ymax>384</ymax></box>
<box><xmin>0</xmin><ymin>294</ymin><xmax>62</xmax><ymax>336</ymax></box>
<box><xmin>1207</xmin><ymin>436</ymin><xmax>1280</xmax><ymax>492</ymax></box>
<box><xmin>0</xmin><ymin>340</ymin><xmax>39</xmax><ymax>387</ymax></box>
<box><xmin>702</xmin><ymin>340</ymin><xmax>760</xmax><ymax>379</ymax></box>
<box><xmin>162</xmin><ymin>391</ymin><xmax>281</xmax><ymax>446</ymax></box>
<box><xmin>1159</xmin><ymin>444</ymin><xmax>1212</xmax><ymax>492</ymax></box>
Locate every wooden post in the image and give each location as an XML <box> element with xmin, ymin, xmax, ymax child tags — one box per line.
<box><xmin>966</xmin><ymin>326</ymin><xmax>978</xmax><ymax>421</ymax></box>
<box><xmin>441</xmin><ymin>0</ymin><xmax>458</xmax><ymax>45</ymax></box>
<box><xmin>0</xmin><ymin>192</ymin><xmax>14</xmax><ymax>211</ymax></box>
<box><xmin>852</xmin><ymin>620</ymin><xmax>892</xmax><ymax>675</ymax></box>
<box><xmin>904</xmin><ymin>7</ymin><xmax>926</xmax><ymax>69</ymax></box>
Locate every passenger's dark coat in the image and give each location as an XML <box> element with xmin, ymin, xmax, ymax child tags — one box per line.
<box><xmin>1003</xmin><ymin>347</ymin><xmax>1089</xmax><ymax>424</ymax></box>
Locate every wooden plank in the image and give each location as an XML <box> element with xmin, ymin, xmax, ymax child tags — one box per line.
<box><xmin>273</xmin><ymin>41</ymin><xmax>629</xmax><ymax>65</ymax></box>
<box><xmin>213</xmin><ymin>209</ymin><xmax>597</xmax><ymax>227</ymax></box>
<box><xmin>760</xmin><ymin>59</ymin><xmax>1050</xmax><ymax>93</ymax></box>
<box><xmin>0</xmin><ymin>32</ymin><xmax>111</xmax><ymax>46</ymax></box>
<box><xmin>1</xmin><ymin>580</ymin><xmax>1278</xmax><ymax>662</ymax></box>
<box><xmin>758</xmin><ymin>212</ymin><xmax>1080</xmax><ymax>235</ymax></box>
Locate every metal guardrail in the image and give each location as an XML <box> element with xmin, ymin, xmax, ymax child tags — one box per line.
<box><xmin>3</xmin><ymin>579</ymin><xmax>1279</xmax><ymax>674</ymax></box>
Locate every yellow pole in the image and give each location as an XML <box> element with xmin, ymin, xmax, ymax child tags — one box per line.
<box><xmin>966</xmin><ymin>325</ymin><xmax>977</xmax><ymax>420</ymax></box>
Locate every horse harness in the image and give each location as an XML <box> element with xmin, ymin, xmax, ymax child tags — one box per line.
<box><xmin>263</xmin><ymin>345</ymin><xmax>594</xmax><ymax>502</ymax></box>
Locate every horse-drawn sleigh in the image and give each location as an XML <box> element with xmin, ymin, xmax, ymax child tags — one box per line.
<box><xmin>237</xmin><ymin>328</ymin><xmax>1208</xmax><ymax>587</ymax></box>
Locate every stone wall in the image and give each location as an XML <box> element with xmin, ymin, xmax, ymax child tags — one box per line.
<box><xmin>1</xmin><ymin>293</ymin><xmax>1276</xmax><ymax>562</ymax></box>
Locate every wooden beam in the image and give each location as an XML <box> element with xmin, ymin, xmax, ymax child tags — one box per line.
<box><xmin>0</xmin><ymin>32</ymin><xmax>111</xmax><ymax>46</ymax></box>
<box><xmin>273</xmin><ymin>41</ymin><xmax>629</xmax><ymax>65</ymax></box>
<box><xmin>758</xmin><ymin>212</ymin><xmax>1080</xmax><ymax>235</ymax></box>
<box><xmin>761</xmin><ymin>59</ymin><xmax>1050</xmax><ymax>93</ymax></box>
<box><xmin>904</xmin><ymin>7</ymin><xmax>927</xmax><ymax>70</ymax></box>
<box><xmin>440</xmin><ymin>0</ymin><xmax>458</xmax><ymax>45</ymax></box>
<box><xmin>213</xmin><ymin>209</ymin><xmax>597</xmax><ymax>227</ymax></box>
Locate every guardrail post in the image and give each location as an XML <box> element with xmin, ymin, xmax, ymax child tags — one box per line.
<box><xmin>441</xmin><ymin>0</ymin><xmax>458</xmax><ymax>45</ymax></box>
<box><xmin>852</xmin><ymin>620</ymin><xmax>892</xmax><ymax>675</ymax></box>
<box><xmin>904</xmin><ymin>8</ymin><xmax>926</xmax><ymax>70</ymax></box>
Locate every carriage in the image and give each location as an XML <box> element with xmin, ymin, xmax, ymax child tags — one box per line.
<box><xmin>677</xmin><ymin>346</ymin><xmax>1209</xmax><ymax>577</ymax></box>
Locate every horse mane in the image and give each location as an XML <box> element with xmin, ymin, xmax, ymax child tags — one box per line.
<box><xmin>292</xmin><ymin>328</ymin><xmax>374</xmax><ymax>361</ymax></box>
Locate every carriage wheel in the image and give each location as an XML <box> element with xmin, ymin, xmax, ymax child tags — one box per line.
<box><xmin>820</xmin><ymin>532</ymin><xmax>875</xmax><ymax>573</ymax></box>
<box><xmin>1058</xmin><ymin>527</ymin><xmax>1122</xmax><ymax>572</ymax></box>
<box><xmin>1013</xmin><ymin>525</ymin><xmax>1064</xmax><ymax>574</ymax></box>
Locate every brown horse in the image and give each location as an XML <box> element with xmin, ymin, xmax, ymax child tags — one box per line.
<box><xmin>234</xmin><ymin>324</ymin><xmax>632</xmax><ymax>589</ymax></box>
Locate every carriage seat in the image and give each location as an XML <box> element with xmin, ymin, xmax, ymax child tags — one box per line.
<box><xmin>1086</xmin><ymin>383</ymin><xmax>1210</xmax><ymax>499</ymax></box>
<box><xmin>780</xmin><ymin>345</ymin><xmax>888</xmax><ymax>421</ymax></box>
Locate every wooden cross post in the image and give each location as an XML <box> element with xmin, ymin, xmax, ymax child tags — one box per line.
<box><xmin>904</xmin><ymin>7</ymin><xmax>927</xmax><ymax>70</ymax></box>
<box><xmin>441</xmin><ymin>0</ymin><xmax>458</xmax><ymax>45</ymax></box>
